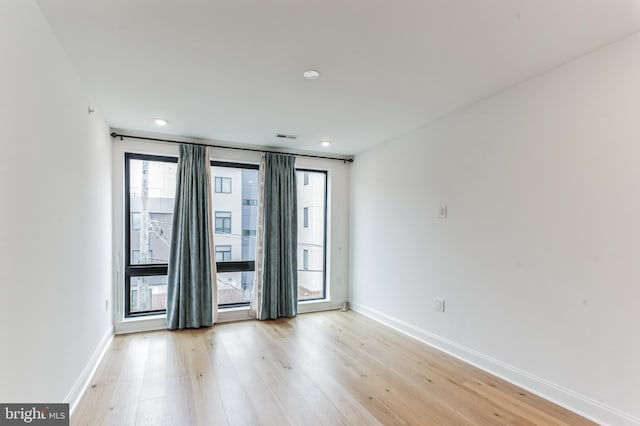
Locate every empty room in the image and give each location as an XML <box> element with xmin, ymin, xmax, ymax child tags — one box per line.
<box><xmin>1</xmin><ymin>0</ymin><xmax>639</xmax><ymax>425</ymax></box>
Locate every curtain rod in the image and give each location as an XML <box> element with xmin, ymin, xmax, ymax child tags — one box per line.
<box><xmin>110</xmin><ymin>132</ymin><xmax>354</xmax><ymax>163</ymax></box>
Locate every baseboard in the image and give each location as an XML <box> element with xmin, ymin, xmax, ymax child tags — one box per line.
<box><xmin>64</xmin><ymin>327</ymin><xmax>114</xmax><ymax>415</ymax></box>
<box><xmin>350</xmin><ymin>302</ymin><xmax>640</xmax><ymax>426</ymax></box>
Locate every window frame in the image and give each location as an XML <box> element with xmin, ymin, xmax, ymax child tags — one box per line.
<box><xmin>124</xmin><ymin>156</ymin><xmax>329</xmax><ymax>316</ymax></box>
<box><xmin>124</xmin><ymin>153</ymin><xmax>178</xmax><ymax>317</ymax></box>
<box><xmin>211</xmin><ymin>160</ymin><xmax>259</xmax><ymax>308</ymax></box>
<box><xmin>296</xmin><ymin>169</ymin><xmax>328</xmax><ymax>301</ymax></box>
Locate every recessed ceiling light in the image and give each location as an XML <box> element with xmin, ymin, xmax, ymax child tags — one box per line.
<box><xmin>303</xmin><ymin>70</ymin><xmax>320</xmax><ymax>80</ymax></box>
<box><xmin>154</xmin><ymin>118</ymin><xmax>168</xmax><ymax>126</ymax></box>
<box><xmin>320</xmin><ymin>140</ymin><xmax>331</xmax><ymax>147</ymax></box>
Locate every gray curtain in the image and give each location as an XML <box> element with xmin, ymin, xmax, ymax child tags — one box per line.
<box><xmin>166</xmin><ymin>144</ymin><xmax>214</xmax><ymax>329</ymax></box>
<box><xmin>257</xmin><ymin>152</ymin><xmax>298</xmax><ymax>319</ymax></box>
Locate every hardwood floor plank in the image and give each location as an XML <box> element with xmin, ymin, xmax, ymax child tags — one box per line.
<box><xmin>72</xmin><ymin>311</ymin><xmax>595</xmax><ymax>426</ymax></box>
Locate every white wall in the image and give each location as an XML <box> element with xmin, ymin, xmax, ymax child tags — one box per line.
<box><xmin>112</xmin><ymin>137</ymin><xmax>350</xmax><ymax>332</ymax></box>
<box><xmin>350</xmin><ymin>33</ymin><xmax>640</xmax><ymax>425</ymax></box>
<box><xmin>0</xmin><ymin>0</ymin><xmax>112</xmax><ymax>406</ymax></box>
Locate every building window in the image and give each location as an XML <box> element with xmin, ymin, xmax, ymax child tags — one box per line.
<box><xmin>125</xmin><ymin>153</ymin><xmax>177</xmax><ymax>317</ymax></box>
<box><xmin>242</xmin><ymin>229</ymin><xmax>256</xmax><ymax>236</ymax></box>
<box><xmin>214</xmin><ymin>176</ymin><xmax>232</xmax><ymax>193</ymax></box>
<box><xmin>303</xmin><ymin>172</ymin><xmax>309</xmax><ymax>185</ymax></box>
<box><xmin>296</xmin><ymin>170</ymin><xmax>327</xmax><ymax>301</ymax></box>
<box><xmin>215</xmin><ymin>211</ymin><xmax>232</xmax><ymax>233</ymax></box>
<box><xmin>242</xmin><ymin>199</ymin><xmax>258</xmax><ymax>206</ymax></box>
<box><xmin>215</xmin><ymin>245</ymin><xmax>232</xmax><ymax>262</ymax></box>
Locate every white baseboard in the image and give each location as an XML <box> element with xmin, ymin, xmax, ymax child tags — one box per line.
<box><xmin>350</xmin><ymin>302</ymin><xmax>640</xmax><ymax>426</ymax></box>
<box><xmin>64</xmin><ymin>327</ymin><xmax>114</xmax><ymax>415</ymax></box>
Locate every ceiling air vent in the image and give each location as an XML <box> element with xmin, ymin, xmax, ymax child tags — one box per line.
<box><xmin>275</xmin><ymin>133</ymin><xmax>297</xmax><ymax>140</ymax></box>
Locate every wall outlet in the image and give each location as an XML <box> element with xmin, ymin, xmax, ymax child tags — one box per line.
<box><xmin>437</xmin><ymin>205</ymin><xmax>447</xmax><ymax>219</ymax></box>
<box><xmin>434</xmin><ymin>298</ymin><xmax>445</xmax><ymax>312</ymax></box>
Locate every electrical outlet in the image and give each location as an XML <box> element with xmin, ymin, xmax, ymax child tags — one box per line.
<box><xmin>437</xmin><ymin>205</ymin><xmax>447</xmax><ymax>219</ymax></box>
<box><xmin>434</xmin><ymin>298</ymin><xmax>445</xmax><ymax>312</ymax></box>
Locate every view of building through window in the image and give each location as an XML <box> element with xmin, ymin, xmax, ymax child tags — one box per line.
<box><xmin>128</xmin><ymin>157</ymin><xmax>177</xmax><ymax>314</ymax></box>
<box><xmin>296</xmin><ymin>170</ymin><xmax>326</xmax><ymax>300</ymax></box>
<box><xmin>211</xmin><ymin>164</ymin><xmax>259</xmax><ymax>306</ymax></box>
<box><xmin>126</xmin><ymin>155</ymin><xmax>327</xmax><ymax>316</ymax></box>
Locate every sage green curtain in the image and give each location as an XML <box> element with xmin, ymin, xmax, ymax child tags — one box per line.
<box><xmin>257</xmin><ymin>152</ymin><xmax>298</xmax><ymax>319</ymax></box>
<box><xmin>166</xmin><ymin>144</ymin><xmax>214</xmax><ymax>329</ymax></box>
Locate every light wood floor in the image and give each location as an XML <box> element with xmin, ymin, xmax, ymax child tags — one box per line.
<box><xmin>73</xmin><ymin>311</ymin><xmax>595</xmax><ymax>425</ymax></box>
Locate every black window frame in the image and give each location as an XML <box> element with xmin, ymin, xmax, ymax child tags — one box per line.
<box><xmin>212</xmin><ymin>160</ymin><xmax>259</xmax><ymax>309</ymax></box>
<box><xmin>124</xmin><ymin>156</ymin><xmax>329</xmax><ymax>316</ymax></box>
<box><xmin>124</xmin><ymin>153</ymin><xmax>178</xmax><ymax>317</ymax></box>
<box><xmin>296</xmin><ymin>169</ymin><xmax>328</xmax><ymax>301</ymax></box>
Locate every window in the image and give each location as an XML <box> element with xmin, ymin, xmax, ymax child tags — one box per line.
<box><xmin>212</xmin><ymin>162</ymin><xmax>259</xmax><ymax>307</ymax></box>
<box><xmin>215</xmin><ymin>211</ymin><xmax>231</xmax><ymax>233</ymax></box>
<box><xmin>125</xmin><ymin>153</ymin><xmax>177</xmax><ymax>316</ymax></box>
<box><xmin>215</xmin><ymin>176</ymin><xmax>232</xmax><ymax>193</ymax></box>
<box><xmin>296</xmin><ymin>170</ymin><xmax>327</xmax><ymax>301</ymax></box>
<box><xmin>124</xmin><ymin>155</ymin><xmax>328</xmax><ymax>314</ymax></box>
<box><xmin>215</xmin><ymin>245</ymin><xmax>231</xmax><ymax>262</ymax></box>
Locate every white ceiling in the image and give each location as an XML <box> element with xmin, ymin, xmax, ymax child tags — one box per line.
<box><xmin>37</xmin><ymin>0</ymin><xmax>640</xmax><ymax>155</ymax></box>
